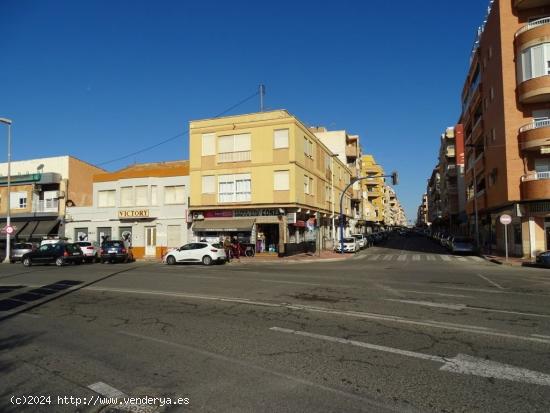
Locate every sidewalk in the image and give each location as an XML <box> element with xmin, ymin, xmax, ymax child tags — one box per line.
<box><xmin>226</xmin><ymin>250</ymin><xmax>355</xmax><ymax>265</ymax></box>
<box><xmin>482</xmin><ymin>254</ymin><xmax>536</xmax><ymax>267</ymax></box>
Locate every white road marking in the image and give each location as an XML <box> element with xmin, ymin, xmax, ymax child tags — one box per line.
<box><xmin>385</xmin><ymin>299</ymin><xmax>466</xmax><ymax>310</ymax></box>
<box><xmin>383</xmin><ymin>255</ymin><xmax>394</xmax><ymax>261</ymax></box>
<box><xmin>367</xmin><ymin>254</ymin><xmax>380</xmax><ymax>261</ymax></box>
<box><xmin>476</xmin><ymin>273</ymin><xmax>505</xmax><ymax>290</ymax></box>
<box><xmin>119</xmin><ymin>331</ymin><xmax>404</xmax><ymax>411</ymax></box>
<box><xmin>427</xmin><ymin>255</ymin><xmax>436</xmax><ymax>261</ymax></box>
<box><xmin>87</xmin><ymin>286</ymin><xmax>550</xmax><ymax>345</ymax></box>
<box><xmin>412</xmin><ymin>255</ymin><xmax>420</xmax><ymax>261</ymax></box>
<box><xmin>532</xmin><ymin>334</ymin><xmax>550</xmax><ymax>339</ymax></box>
<box><xmin>469</xmin><ymin>256</ymin><xmax>485</xmax><ymax>262</ymax></box>
<box><xmin>271</xmin><ymin>327</ymin><xmax>550</xmax><ymax>386</ymax></box>
<box><xmin>394</xmin><ymin>289</ymin><xmax>470</xmax><ymax>298</ymax></box>
<box><xmin>397</xmin><ymin>255</ymin><xmax>407</xmax><ymax>261</ymax></box>
<box><xmin>88</xmin><ymin>382</ymin><xmax>126</xmax><ymax>398</ymax></box>
<box><xmin>456</xmin><ymin>257</ymin><xmax>468</xmax><ymax>262</ymax></box>
<box><xmin>441</xmin><ymin>255</ymin><xmax>451</xmax><ymax>261</ymax></box>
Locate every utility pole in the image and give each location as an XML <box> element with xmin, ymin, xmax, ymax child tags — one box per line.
<box><xmin>259</xmin><ymin>84</ymin><xmax>265</xmax><ymax>112</ymax></box>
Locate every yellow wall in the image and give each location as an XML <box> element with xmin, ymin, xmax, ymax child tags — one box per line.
<box><xmin>189</xmin><ymin>110</ymin><xmax>353</xmax><ymax>215</ymax></box>
<box><xmin>361</xmin><ymin>154</ymin><xmax>386</xmax><ymax>223</ymax></box>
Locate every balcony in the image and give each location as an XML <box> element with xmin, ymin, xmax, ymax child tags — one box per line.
<box><xmin>352</xmin><ymin>189</ymin><xmax>362</xmax><ymax>201</ymax></box>
<box><xmin>515</xmin><ymin>0</ymin><xmax>550</xmax><ymax>9</ymax></box>
<box><xmin>522</xmin><ymin>171</ymin><xmax>550</xmax><ymax>199</ymax></box>
<box><xmin>519</xmin><ymin>119</ymin><xmax>550</xmax><ymax>151</ymax></box>
<box><xmin>518</xmin><ymin>75</ymin><xmax>550</xmax><ymax>104</ymax></box>
<box><xmin>217</xmin><ymin>151</ymin><xmax>251</xmax><ymax>163</ymax></box>
<box><xmin>33</xmin><ymin>199</ymin><xmax>59</xmax><ymax>214</ymax></box>
<box><xmin>345</xmin><ymin>144</ymin><xmax>358</xmax><ymax>159</ymax></box>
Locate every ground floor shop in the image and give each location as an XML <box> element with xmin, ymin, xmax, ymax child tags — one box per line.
<box><xmin>66</xmin><ymin>218</ymin><xmax>190</xmax><ymax>259</ymax></box>
<box><xmin>0</xmin><ymin>216</ymin><xmax>62</xmax><ymax>244</ymax></box>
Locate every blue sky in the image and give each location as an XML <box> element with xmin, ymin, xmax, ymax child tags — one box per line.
<box><xmin>1</xmin><ymin>0</ymin><xmax>489</xmax><ymax>220</ymax></box>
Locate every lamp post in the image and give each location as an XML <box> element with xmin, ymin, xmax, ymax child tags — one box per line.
<box><xmin>0</xmin><ymin>118</ymin><xmax>12</xmax><ymax>264</ymax></box>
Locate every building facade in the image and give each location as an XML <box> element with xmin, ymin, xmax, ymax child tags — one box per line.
<box><xmin>65</xmin><ymin>161</ymin><xmax>190</xmax><ymax>259</ymax></box>
<box><xmin>460</xmin><ymin>0</ymin><xmax>550</xmax><ymax>257</ymax></box>
<box><xmin>361</xmin><ymin>154</ymin><xmax>386</xmax><ymax>229</ymax></box>
<box><xmin>188</xmin><ymin>110</ymin><xmax>354</xmax><ymax>255</ymax></box>
<box><xmin>0</xmin><ymin>156</ymin><xmax>103</xmax><ymax>243</ymax></box>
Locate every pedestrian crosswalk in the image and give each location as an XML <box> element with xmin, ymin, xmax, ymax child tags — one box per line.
<box><xmin>364</xmin><ymin>254</ymin><xmax>485</xmax><ymax>263</ymax></box>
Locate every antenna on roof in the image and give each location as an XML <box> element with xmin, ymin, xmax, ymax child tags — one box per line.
<box><xmin>259</xmin><ymin>84</ymin><xmax>265</xmax><ymax>112</ymax></box>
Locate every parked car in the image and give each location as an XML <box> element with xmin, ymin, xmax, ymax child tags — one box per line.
<box><xmin>535</xmin><ymin>251</ymin><xmax>550</xmax><ymax>267</ymax></box>
<box><xmin>22</xmin><ymin>243</ymin><xmax>84</xmax><ymax>267</ymax></box>
<box><xmin>163</xmin><ymin>242</ymin><xmax>227</xmax><ymax>265</ymax></box>
<box><xmin>449</xmin><ymin>236</ymin><xmax>476</xmax><ymax>254</ymax></box>
<box><xmin>10</xmin><ymin>242</ymin><xmax>37</xmax><ymax>263</ymax></box>
<box><xmin>75</xmin><ymin>241</ymin><xmax>100</xmax><ymax>263</ymax></box>
<box><xmin>351</xmin><ymin>234</ymin><xmax>367</xmax><ymax>249</ymax></box>
<box><xmin>335</xmin><ymin>238</ymin><xmax>359</xmax><ymax>253</ymax></box>
<box><xmin>100</xmin><ymin>240</ymin><xmax>133</xmax><ymax>263</ymax></box>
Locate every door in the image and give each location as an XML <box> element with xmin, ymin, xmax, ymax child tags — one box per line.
<box><xmin>145</xmin><ymin>226</ymin><xmax>157</xmax><ymax>256</ymax></box>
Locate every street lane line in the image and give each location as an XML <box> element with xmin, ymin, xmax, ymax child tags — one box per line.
<box><xmin>456</xmin><ymin>257</ymin><xmax>468</xmax><ymax>262</ymax></box>
<box><xmin>476</xmin><ymin>273</ymin><xmax>504</xmax><ymax>290</ymax></box>
<box><xmin>271</xmin><ymin>327</ymin><xmax>550</xmax><ymax>386</ymax></box>
<box><xmin>383</xmin><ymin>255</ymin><xmax>394</xmax><ymax>261</ymax></box>
<box><xmin>385</xmin><ymin>299</ymin><xmax>466</xmax><ymax>310</ymax></box>
<box><xmin>426</xmin><ymin>255</ymin><xmax>436</xmax><ymax>261</ymax></box>
<box><xmin>88</xmin><ymin>382</ymin><xmax>126</xmax><ymax>398</ymax></box>
<box><xmin>87</xmin><ymin>286</ymin><xmax>550</xmax><ymax>345</ymax></box>
<box><xmin>412</xmin><ymin>255</ymin><xmax>420</xmax><ymax>261</ymax></box>
<box><xmin>397</xmin><ymin>255</ymin><xmax>407</xmax><ymax>261</ymax></box>
<box><xmin>367</xmin><ymin>254</ymin><xmax>380</xmax><ymax>261</ymax></box>
<box><xmin>119</xmin><ymin>331</ymin><xmax>409</xmax><ymax>412</ymax></box>
<box><xmin>440</xmin><ymin>255</ymin><xmax>451</xmax><ymax>261</ymax></box>
<box><xmin>394</xmin><ymin>289</ymin><xmax>470</xmax><ymax>298</ymax></box>
<box><xmin>533</xmin><ymin>334</ymin><xmax>550</xmax><ymax>339</ymax></box>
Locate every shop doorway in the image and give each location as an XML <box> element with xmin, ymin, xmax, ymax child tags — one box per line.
<box><xmin>145</xmin><ymin>226</ymin><xmax>157</xmax><ymax>256</ymax></box>
<box><xmin>256</xmin><ymin>224</ymin><xmax>279</xmax><ymax>253</ymax></box>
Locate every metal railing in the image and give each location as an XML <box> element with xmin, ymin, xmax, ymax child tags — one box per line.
<box><xmin>217</xmin><ymin>151</ymin><xmax>251</xmax><ymax>163</ymax></box>
<box><xmin>34</xmin><ymin>199</ymin><xmax>59</xmax><ymax>213</ymax></box>
<box><xmin>522</xmin><ymin>171</ymin><xmax>550</xmax><ymax>182</ymax></box>
<box><xmin>516</xmin><ymin>17</ymin><xmax>550</xmax><ymax>37</ymax></box>
<box><xmin>519</xmin><ymin>119</ymin><xmax>550</xmax><ymax>133</ymax></box>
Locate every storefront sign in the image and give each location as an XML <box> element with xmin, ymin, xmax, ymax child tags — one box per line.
<box><xmin>118</xmin><ymin>209</ymin><xmax>150</xmax><ymax>218</ymax></box>
<box><xmin>203</xmin><ymin>210</ymin><xmax>234</xmax><ymax>218</ymax></box>
<box><xmin>235</xmin><ymin>208</ymin><xmax>279</xmax><ymax>217</ymax></box>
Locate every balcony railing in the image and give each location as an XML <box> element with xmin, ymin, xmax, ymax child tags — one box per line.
<box><xmin>516</xmin><ymin>17</ymin><xmax>550</xmax><ymax>37</ymax></box>
<box><xmin>522</xmin><ymin>171</ymin><xmax>550</xmax><ymax>181</ymax></box>
<box><xmin>519</xmin><ymin>119</ymin><xmax>550</xmax><ymax>133</ymax></box>
<box><xmin>217</xmin><ymin>151</ymin><xmax>251</xmax><ymax>163</ymax></box>
<box><xmin>34</xmin><ymin>199</ymin><xmax>59</xmax><ymax>213</ymax></box>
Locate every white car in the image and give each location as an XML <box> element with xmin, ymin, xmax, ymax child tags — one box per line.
<box><xmin>334</xmin><ymin>238</ymin><xmax>359</xmax><ymax>253</ymax></box>
<box><xmin>75</xmin><ymin>241</ymin><xmax>100</xmax><ymax>262</ymax></box>
<box><xmin>351</xmin><ymin>234</ymin><xmax>367</xmax><ymax>249</ymax></box>
<box><xmin>164</xmin><ymin>242</ymin><xmax>227</xmax><ymax>265</ymax></box>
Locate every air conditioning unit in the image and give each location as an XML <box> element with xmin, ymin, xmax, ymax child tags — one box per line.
<box><xmin>192</xmin><ymin>212</ymin><xmax>204</xmax><ymax>220</ymax></box>
<box><xmin>57</xmin><ymin>191</ymin><xmax>66</xmax><ymax>199</ymax></box>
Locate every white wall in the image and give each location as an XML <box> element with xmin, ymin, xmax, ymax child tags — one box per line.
<box><xmin>0</xmin><ymin>156</ymin><xmax>69</xmax><ymax>177</ymax></box>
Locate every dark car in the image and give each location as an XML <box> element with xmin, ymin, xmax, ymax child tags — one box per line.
<box><xmin>535</xmin><ymin>251</ymin><xmax>550</xmax><ymax>267</ymax></box>
<box><xmin>100</xmin><ymin>240</ymin><xmax>133</xmax><ymax>263</ymax></box>
<box><xmin>22</xmin><ymin>243</ymin><xmax>84</xmax><ymax>267</ymax></box>
<box><xmin>11</xmin><ymin>242</ymin><xmax>37</xmax><ymax>263</ymax></box>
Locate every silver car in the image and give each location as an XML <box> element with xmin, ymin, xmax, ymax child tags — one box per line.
<box><xmin>11</xmin><ymin>242</ymin><xmax>37</xmax><ymax>263</ymax></box>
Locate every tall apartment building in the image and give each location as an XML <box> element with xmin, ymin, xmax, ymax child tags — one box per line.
<box><xmin>417</xmin><ymin>193</ymin><xmax>429</xmax><ymax>226</ymax></box>
<box><xmin>188</xmin><ymin>110</ymin><xmax>353</xmax><ymax>255</ymax></box>
<box><xmin>427</xmin><ymin>167</ymin><xmax>442</xmax><ymax>225</ymax></box>
<box><xmin>460</xmin><ymin>0</ymin><xmax>550</xmax><ymax>256</ymax></box>
<box><xmin>0</xmin><ymin>156</ymin><xmax>104</xmax><ymax>243</ymax></box>
<box><xmin>361</xmin><ymin>154</ymin><xmax>386</xmax><ymax>228</ymax></box>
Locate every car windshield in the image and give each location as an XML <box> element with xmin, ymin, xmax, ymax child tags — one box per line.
<box><xmin>453</xmin><ymin>237</ymin><xmax>472</xmax><ymax>243</ymax></box>
<box><xmin>211</xmin><ymin>243</ymin><xmax>223</xmax><ymax>248</ymax></box>
<box><xmin>77</xmin><ymin>242</ymin><xmax>92</xmax><ymax>247</ymax></box>
<box><xmin>343</xmin><ymin>238</ymin><xmax>355</xmax><ymax>242</ymax></box>
<box><xmin>104</xmin><ymin>241</ymin><xmax>124</xmax><ymax>248</ymax></box>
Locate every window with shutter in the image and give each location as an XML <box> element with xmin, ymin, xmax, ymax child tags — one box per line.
<box><xmin>273</xmin><ymin>170</ymin><xmax>289</xmax><ymax>191</ymax></box>
<box><xmin>202</xmin><ymin>133</ymin><xmax>216</xmax><ymax>156</ymax></box>
<box><xmin>135</xmin><ymin>186</ymin><xmax>148</xmax><ymax>206</ymax></box>
<box><xmin>120</xmin><ymin>187</ymin><xmax>133</xmax><ymax>207</ymax></box>
<box><xmin>274</xmin><ymin>129</ymin><xmax>289</xmax><ymax>149</ymax></box>
<box><xmin>202</xmin><ymin>176</ymin><xmax>215</xmax><ymax>194</ymax></box>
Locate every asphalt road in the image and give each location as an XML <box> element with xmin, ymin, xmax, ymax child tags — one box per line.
<box><xmin>1</xmin><ymin>234</ymin><xmax>550</xmax><ymax>412</ymax></box>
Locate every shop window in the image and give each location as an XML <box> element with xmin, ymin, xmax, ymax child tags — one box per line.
<box><xmin>10</xmin><ymin>191</ymin><xmax>27</xmax><ymax>209</ymax></box>
<box><xmin>274</xmin><ymin>171</ymin><xmax>289</xmax><ymax>191</ymax></box>
<box><xmin>98</xmin><ymin>190</ymin><xmax>116</xmax><ymax>207</ymax></box>
<box><xmin>97</xmin><ymin>227</ymin><xmax>111</xmax><ymax>244</ymax></box>
<box><xmin>75</xmin><ymin>228</ymin><xmax>89</xmax><ymax>242</ymax></box>
<box><xmin>164</xmin><ymin>186</ymin><xmax>185</xmax><ymax>204</ymax></box>
<box><xmin>120</xmin><ymin>187</ymin><xmax>133</xmax><ymax>207</ymax></box>
<box><xmin>202</xmin><ymin>133</ymin><xmax>215</xmax><ymax>156</ymax></box>
<box><xmin>274</xmin><ymin>129</ymin><xmax>289</xmax><ymax>149</ymax></box>
<box><xmin>202</xmin><ymin>176</ymin><xmax>215</xmax><ymax>194</ymax></box>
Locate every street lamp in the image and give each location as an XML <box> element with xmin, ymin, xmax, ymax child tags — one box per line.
<box><xmin>0</xmin><ymin>118</ymin><xmax>12</xmax><ymax>264</ymax></box>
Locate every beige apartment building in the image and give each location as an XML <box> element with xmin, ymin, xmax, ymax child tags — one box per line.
<box><xmin>361</xmin><ymin>155</ymin><xmax>386</xmax><ymax>228</ymax></box>
<box><xmin>188</xmin><ymin>110</ymin><xmax>353</xmax><ymax>255</ymax></box>
<box><xmin>461</xmin><ymin>0</ymin><xmax>550</xmax><ymax>257</ymax></box>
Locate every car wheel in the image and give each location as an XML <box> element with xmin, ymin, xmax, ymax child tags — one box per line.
<box><xmin>202</xmin><ymin>255</ymin><xmax>213</xmax><ymax>266</ymax></box>
<box><xmin>22</xmin><ymin>257</ymin><xmax>32</xmax><ymax>267</ymax></box>
<box><xmin>55</xmin><ymin>257</ymin><xmax>64</xmax><ymax>267</ymax></box>
<box><xmin>166</xmin><ymin>255</ymin><xmax>176</xmax><ymax>265</ymax></box>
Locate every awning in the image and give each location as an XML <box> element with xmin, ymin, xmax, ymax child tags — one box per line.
<box><xmin>32</xmin><ymin>220</ymin><xmax>60</xmax><ymax>238</ymax></box>
<box><xmin>16</xmin><ymin>221</ymin><xmax>39</xmax><ymax>240</ymax></box>
<box><xmin>193</xmin><ymin>219</ymin><xmax>255</xmax><ymax>232</ymax></box>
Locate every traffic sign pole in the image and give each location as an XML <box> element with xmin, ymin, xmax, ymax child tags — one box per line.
<box><xmin>500</xmin><ymin>214</ymin><xmax>512</xmax><ymax>262</ymax></box>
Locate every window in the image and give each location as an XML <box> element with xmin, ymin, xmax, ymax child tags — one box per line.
<box><xmin>274</xmin><ymin>170</ymin><xmax>289</xmax><ymax>191</ymax></box>
<box><xmin>274</xmin><ymin>129</ymin><xmax>289</xmax><ymax>149</ymax></box>
<box><xmin>218</xmin><ymin>174</ymin><xmax>251</xmax><ymax>203</ymax></box>
<box><xmin>304</xmin><ymin>175</ymin><xmax>309</xmax><ymax>194</ymax></box>
<box><xmin>218</xmin><ymin>134</ymin><xmax>251</xmax><ymax>162</ymax></box>
<box><xmin>120</xmin><ymin>187</ymin><xmax>133</xmax><ymax>207</ymax></box>
<box><xmin>135</xmin><ymin>186</ymin><xmax>148</xmax><ymax>206</ymax></box>
<box><xmin>518</xmin><ymin>43</ymin><xmax>550</xmax><ymax>82</ymax></box>
<box><xmin>533</xmin><ymin>109</ymin><xmax>550</xmax><ymax>121</ymax></box>
<box><xmin>98</xmin><ymin>190</ymin><xmax>115</xmax><ymax>207</ymax></box>
<box><xmin>164</xmin><ymin>186</ymin><xmax>185</xmax><ymax>204</ymax></box>
<box><xmin>10</xmin><ymin>192</ymin><xmax>27</xmax><ymax>209</ymax></box>
<box><xmin>535</xmin><ymin>158</ymin><xmax>550</xmax><ymax>172</ymax></box>
<box><xmin>202</xmin><ymin>133</ymin><xmax>216</xmax><ymax>156</ymax></box>
<box><xmin>202</xmin><ymin>175</ymin><xmax>215</xmax><ymax>194</ymax></box>
<box><xmin>309</xmin><ymin>177</ymin><xmax>314</xmax><ymax>195</ymax></box>
<box><xmin>303</xmin><ymin>137</ymin><xmax>313</xmax><ymax>158</ymax></box>
<box><xmin>151</xmin><ymin>186</ymin><xmax>158</xmax><ymax>206</ymax></box>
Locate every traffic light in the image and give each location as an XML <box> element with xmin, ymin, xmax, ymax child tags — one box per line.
<box><xmin>391</xmin><ymin>171</ymin><xmax>399</xmax><ymax>185</ymax></box>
